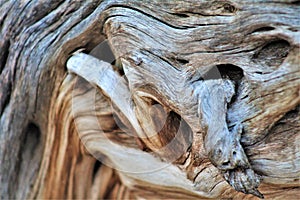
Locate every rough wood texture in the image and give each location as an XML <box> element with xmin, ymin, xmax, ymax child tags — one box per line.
<box><xmin>0</xmin><ymin>0</ymin><xmax>299</xmax><ymax>199</ymax></box>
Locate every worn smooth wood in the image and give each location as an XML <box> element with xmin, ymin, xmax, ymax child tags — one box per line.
<box><xmin>0</xmin><ymin>0</ymin><xmax>299</xmax><ymax>199</ymax></box>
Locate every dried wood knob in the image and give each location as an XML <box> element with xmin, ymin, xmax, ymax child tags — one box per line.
<box><xmin>223</xmin><ymin>168</ymin><xmax>264</xmax><ymax>198</ymax></box>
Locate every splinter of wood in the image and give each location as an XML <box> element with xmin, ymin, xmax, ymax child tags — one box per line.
<box><xmin>67</xmin><ymin>52</ymin><xmax>145</xmax><ymax>139</ymax></box>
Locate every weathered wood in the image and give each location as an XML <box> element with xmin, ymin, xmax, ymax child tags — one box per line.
<box><xmin>0</xmin><ymin>0</ymin><xmax>299</xmax><ymax>199</ymax></box>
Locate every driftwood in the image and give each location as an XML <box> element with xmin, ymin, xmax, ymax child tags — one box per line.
<box><xmin>0</xmin><ymin>0</ymin><xmax>299</xmax><ymax>199</ymax></box>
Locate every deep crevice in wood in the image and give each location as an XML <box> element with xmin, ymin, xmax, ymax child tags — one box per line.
<box><xmin>217</xmin><ymin>64</ymin><xmax>244</xmax><ymax>82</ymax></box>
<box><xmin>23</xmin><ymin>122</ymin><xmax>41</xmax><ymax>150</ymax></box>
<box><xmin>217</xmin><ymin>64</ymin><xmax>244</xmax><ymax>106</ymax></box>
<box><xmin>170</xmin><ymin>13</ymin><xmax>190</xmax><ymax>18</ymax></box>
<box><xmin>175</xmin><ymin>57</ymin><xmax>189</xmax><ymax>65</ymax></box>
<box><xmin>250</xmin><ymin>26</ymin><xmax>275</xmax><ymax>34</ymax></box>
<box><xmin>92</xmin><ymin>160</ymin><xmax>102</xmax><ymax>182</ymax></box>
<box><xmin>0</xmin><ymin>40</ymin><xmax>10</xmax><ymax>74</ymax></box>
<box><xmin>0</xmin><ymin>81</ymin><xmax>11</xmax><ymax>116</ymax></box>
<box><xmin>253</xmin><ymin>39</ymin><xmax>290</xmax><ymax>71</ymax></box>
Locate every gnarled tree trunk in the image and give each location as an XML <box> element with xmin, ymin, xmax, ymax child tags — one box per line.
<box><xmin>0</xmin><ymin>1</ymin><xmax>299</xmax><ymax>199</ymax></box>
